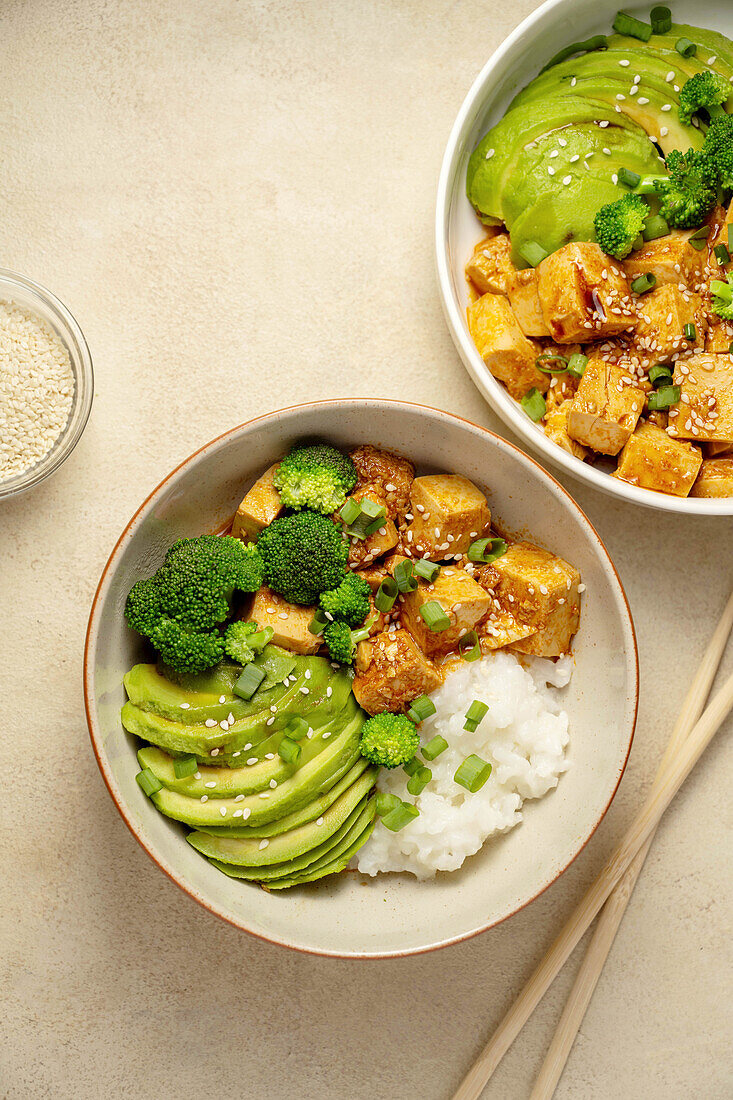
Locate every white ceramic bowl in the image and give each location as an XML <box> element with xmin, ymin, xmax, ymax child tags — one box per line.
<box><xmin>436</xmin><ymin>0</ymin><xmax>733</xmax><ymax>515</ymax></box>
<box><xmin>84</xmin><ymin>401</ymin><xmax>638</xmax><ymax>957</ymax></box>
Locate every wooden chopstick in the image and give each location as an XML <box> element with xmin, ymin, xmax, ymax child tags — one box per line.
<box><xmin>529</xmin><ymin>588</ymin><xmax>733</xmax><ymax>1100</ymax></box>
<box><xmin>452</xmin><ymin>590</ymin><xmax>733</xmax><ymax>1100</ymax></box>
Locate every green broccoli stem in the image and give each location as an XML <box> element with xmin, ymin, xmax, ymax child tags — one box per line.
<box><xmin>707</xmin><ymin>104</ymin><xmax>726</xmax><ymax>119</ymax></box>
<box><xmin>636</xmin><ymin>176</ymin><xmax>665</xmax><ymax>195</ymax></box>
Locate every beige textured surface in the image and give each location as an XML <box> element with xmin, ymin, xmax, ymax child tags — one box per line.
<box><xmin>1</xmin><ymin>2</ymin><xmax>731</xmax><ymax>1097</ymax></box>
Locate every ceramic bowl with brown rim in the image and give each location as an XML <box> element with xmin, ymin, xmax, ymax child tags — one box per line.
<box><xmin>84</xmin><ymin>400</ymin><xmax>638</xmax><ymax>957</ymax></box>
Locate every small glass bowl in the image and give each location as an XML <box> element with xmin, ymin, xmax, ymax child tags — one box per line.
<box><xmin>0</xmin><ymin>268</ymin><xmax>93</xmax><ymax>501</ymax></box>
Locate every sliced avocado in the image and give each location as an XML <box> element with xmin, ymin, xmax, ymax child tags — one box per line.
<box><xmin>611</xmin><ymin>24</ymin><xmax>733</xmax><ymax>83</ymax></box>
<box><xmin>196</xmin><ymin>758</ymin><xmax>375</xmax><ymax>838</ymax></box>
<box><xmin>123</xmin><ymin>660</ymin><xmax>282</xmax><ymax>725</ymax></box>
<box><xmin>265</xmin><ymin>812</ymin><xmax>376</xmax><ymax>890</ymax></box>
<box><xmin>149</xmin><ymin>712</ymin><xmax>364</xmax><ymax>827</ymax></box>
<box><xmin>187</xmin><ymin>764</ymin><xmax>376</xmax><ymax>866</ymax></box>
<box><xmin>207</xmin><ymin>796</ymin><xmax>372</xmax><ymax>881</ymax></box>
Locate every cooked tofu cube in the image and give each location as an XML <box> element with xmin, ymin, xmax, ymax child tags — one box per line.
<box><xmin>353</xmin><ymin>628</ymin><xmax>442</xmax><ymax>715</ymax></box>
<box><xmin>704</xmin><ymin>317</ymin><xmax>733</xmax><ymax>354</ymax></box>
<box><xmin>479</xmin><ymin>609</ymin><xmax>537</xmax><ymax>651</ymax></box>
<box><xmin>537</xmin><ymin>243</ymin><xmax>636</xmax><ymax>343</ymax></box>
<box><xmin>406</xmin><ymin>474</ymin><xmax>491</xmax><ymax>559</ymax></box>
<box><xmin>544</xmin><ymin>400</ymin><xmax>588</xmax><ymax>460</ymax></box>
<box><xmin>706</xmin><ymin>440</ymin><xmax>733</xmax><ymax>457</ymax></box>
<box><xmin>506</xmin><ymin>268</ymin><xmax>551</xmax><ymax>338</ymax></box>
<box><xmin>667</xmin><ymin>354</ymin><xmax>733</xmax><ymax>443</ymax></box>
<box><xmin>566</xmin><ymin>357</ymin><xmax>645</xmax><ymax>455</ymax></box>
<box><xmin>349</xmin><ymin>445</ymin><xmax>414</xmax><ymax>517</ymax></box>
<box><xmin>615</xmin><ymin>421</ymin><xmax>702</xmax><ymax>497</ymax></box>
<box><xmin>400</xmin><ymin>567</ymin><xmax>492</xmax><ymax>657</ymax></box>
<box><xmin>491</xmin><ymin>542</ymin><xmax>580</xmax><ymax>657</ymax></box>
<box><xmin>690</xmin><ymin>456</ymin><xmax>733</xmax><ymax>497</ymax></box>
<box><xmin>467</xmin><ymin>294</ymin><xmax>547</xmax><ymax>400</ymax></box>
<box><xmin>633</xmin><ymin>284</ymin><xmax>706</xmax><ymax>360</ymax></box>
<box><xmin>232</xmin><ymin>464</ymin><xmax>283</xmax><ymax>540</ymax></box>
<box><xmin>356</xmin><ymin>564</ymin><xmax>387</xmax><ymax>592</ymax></box>
<box><xmin>248</xmin><ymin>587</ymin><xmax>320</xmax><ymax>655</ymax></box>
<box><xmin>465</xmin><ymin>233</ymin><xmax>516</xmax><ymax>295</ymax></box>
<box><xmin>623</xmin><ymin>227</ymin><xmax>709</xmax><ymax>291</ymax></box>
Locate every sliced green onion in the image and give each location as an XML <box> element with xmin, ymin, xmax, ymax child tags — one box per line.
<box><xmin>419</xmin><ymin>600</ymin><xmax>452</xmax><ymax>632</ymax></box>
<box><xmin>173</xmin><ymin>754</ymin><xmax>198</xmax><ymax>779</ymax></box>
<box><xmin>359</xmin><ymin>498</ymin><xmax>388</xmax><ymax>536</ymax></box>
<box><xmin>403</xmin><ymin>757</ymin><xmax>422</xmax><ymax>777</ymax></box>
<box><xmin>422</xmin><ymin>735</ymin><xmax>449</xmax><ymax>761</ymax></box>
<box><xmin>715</xmin><ymin>244</ymin><xmax>731</xmax><ymax>266</ymax></box>
<box><xmin>283</xmin><ymin>715</ymin><xmax>308</xmax><ymax>740</ymax></box>
<box><xmin>339</xmin><ymin>498</ymin><xmax>361</xmax><ymax>526</ymax></box>
<box><xmin>618</xmin><ymin>167</ymin><xmax>641</xmax><ymax>189</ymax></box>
<box><xmin>612</xmin><ymin>11</ymin><xmax>651</xmax><ymax>41</ymax></box>
<box><xmin>566</xmin><ymin>352</ymin><xmax>588</xmax><ymax>378</ymax></box>
<box><xmin>278</xmin><ymin>736</ymin><xmax>301</xmax><ymax>765</ymax></box>
<box><xmin>711</xmin><ymin>279</ymin><xmax>733</xmax><ymax>303</ymax></box>
<box><xmin>407</xmin><ymin>694</ymin><xmax>437</xmax><ymax>724</ymax></box>
<box><xmin>468</xmin><ymin>536</ymin><xmax>507</xmax><ymax>564</ymax></box>
<box><xmin>308</xmin><ymin>609</ymin><xmax>330</xmax><ymax>635</ymax></box>
<box><xmin>728</xmin><ymin>225</ymin><xmax>733</xmax><ymax>251</ymax></box>
<box><xmin>407</xmin><ymin>766</ymin><xmax>432</xmax><ymax>796</ymax></box>
<box><xmin>675</xmin><ymin>37</ymin><xmax>697</xmax><ymax>58</ymax></box>
<box><xmin>458</xmin><ymin>629</ymin><xmax>481</xmax><ymax>662</ymax></box>
<box><xmin>648</xmin><ymin>385</ymin><xmax>680</xmax><ymax>410</ymax></box>
<box><xmin>136</xmin><ymin>768</ymin><xmax>162</xmax><ymax>796</ymax></box>
<box><xmin>650</xmin><ymin>5</ymin><xmax>671</xmax><ymax>33</ymax></box>
<box><xmin>394</xmin><ymin>558</ymin><xmax>417</xmax><ymax>593</ymax></box>
<box><xmin>521</xmin><ymin>387</ymin><xmax>546</xmax><ymax>422</ymax></box>
<box><xmin>248</xmin><ymin>626</ymin><xmax>274</xmax><ymax>651</ymax></box>
<box><xmin>684</xmin><ymin>323</ymin><xmax>697</xmax><ymax>341</ymax></box>
<box><xmin>233</xmin><ymin>663</ymin><xmax>266</xmax><ymax>700</ymax></box>
<box><xmin>374</xmin><ymin>576</ymin><xmax>398</xmax><ymax>612</ymax></box>
<box><xmin>538</xmin><ymin>34</ymin><xmax>607</xmax><ymax>75</ymax></box>
<box><xmin>643</xmin><ymin>215</ymin><xmax>669</xmax><ymax>241</ymax></box>
<box><xmin>535</xmin><ymin>352</ymin><xmax>568</xmax><ymax>374</ymax></box>
<box><xmin>381</xmin><ymin>801</ymin><xmax>419</xmax><ymax>832</ymax></box>
<box><xmin>464</xmin><ymin>700</ymin><xmax>489</xmax><ymax>732</ymax></box>
<box><xmin>631</xmin><ymin>273</ymin><xmax>656</xmax><ymax>294</ymax></box>
<box><xmin>454</xmin><ymin>754</ymin><xmax>493</xmax><ymax>793</ymax></box>
<box><xmin>518</xmin><ymin>241</ymin><xmax>549</xmax><ymax>268</ymax></box>
<box><xmin>375</xmin><ymin>791</ymin><xmax>401</xmax><ymax>818</ymax></box>
<box><xmin>414</xmin><ymin>558</ymin><xmax>441</xmax><ymax>583</ymax></box>
<box><xmin>688</xmin><ymin>226</ymin><xmax>711</xmax><ymax>251</ymax></box>
<box><xmin>648</xmin><ymin>362</ymin><xmax>673</xmax><ymax>388</ymax></box>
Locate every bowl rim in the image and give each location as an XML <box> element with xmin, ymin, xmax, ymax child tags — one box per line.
<box><xmin>0</xmin><ymin>267</ymin><xmax>94</xmax><ymax>501</ymax></box>
<box><xmin>84</xmin><ymin>398</ymin><xmax>639</xmax><ymax>958</ymax></box>
<box><xmin>434</xmin><ymin>0</ymin><xmax>733</xmax><ymax>516</ymax></box>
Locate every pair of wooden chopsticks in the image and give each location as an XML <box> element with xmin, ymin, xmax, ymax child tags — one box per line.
<box><xmin>453</xmin><ymin>587</ymin><xmax>733</xmax><ymax>1100</ymax></box>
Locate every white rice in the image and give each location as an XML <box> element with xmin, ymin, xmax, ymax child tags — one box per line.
<box><xmin>356</xmin><ymin>650</ymin><xmax>573</xmax><ymax>879</ymax></box>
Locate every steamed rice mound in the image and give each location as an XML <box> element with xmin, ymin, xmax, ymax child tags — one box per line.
<box><xmin>356</xmin><ymin>650</ymin><xmax>572</xmax><ymax>879</ymax></box>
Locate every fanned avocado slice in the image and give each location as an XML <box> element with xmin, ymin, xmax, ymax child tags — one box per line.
<box><xmin>207</xmin><ymin>796</ymin><xmax>373</xmax><ymax>881</ymax></box>
<box><xmin>149</xmin><ymin>713</ymin><xmax>364</xmax><ymax>827</ymax></box>
<box><xmin>265</xmin><ymin>813</ymin><xmax>376</xmax><ymax>890</ymax></box>
<box><xmin>187</xmin><ymin>765</ymin><xmax>376</xmax><ymax>866</ymax></box>
<box><xmin>610</xmin><ymin>24</ymin><xmax>733</xmax><ymax>82</ymax></box>
<box><xmin>196</xmin><ymin>758</ymin><xmax>374</xmax><ymax>838</ymax></box>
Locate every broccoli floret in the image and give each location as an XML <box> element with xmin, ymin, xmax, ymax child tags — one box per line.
<box><xmin>124</xmin><ymin>535</ymin><xmax>264</xmax><ymax>674</ymax></box>
<box><xmin>223</xmin><ymin>620</ymin><xmax>273</xmax><ymax>664</ymax></box>
<box><xmin>322</xmin><ymin>620</ymin><xmax>372</xmax><ymax>664</ymax></box>
<box><xmin>273</xmin><ymin>442</ymin><xmax>358</xmax><ymax>514</ymax></box>
<box><xmin>679</xmin><ymin>72</ymin><xmax>729</xmax><ymax>126</ymax></box>
<box><xmin>702</xmin><ymin>114</ymin><xmax>733</xmax><ymax>191</ymax></box>
<box><xmin>711</xmin><ymin>276</ymin><xmax>733</xmax><ymax>321</ymax></box>
<box><xmin>639</xmin><ymin>150</ymin><xmax>719</xmax><ymax>230</ymax></box>
<box><xmin>257</xmin><ymin>511</ymin><xmax>349</xmax><ymax>605</ymax></box>
<box><xmin>594</xmin><ymin>193</ymin><xmax>648</xmax><ymax>259</ymax></box>
<box><xmin>359</xmin><ymin>713</ymin><xmax>420</xmax><ymax>769</ymax></box>
<box><xmin>319</xmin><ymin>573</ymin><xmax>371</xmax><ymax>627</ymax></box>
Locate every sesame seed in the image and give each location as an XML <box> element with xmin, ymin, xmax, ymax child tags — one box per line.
<box><xmin>485</xmin><ymin>148</ymin><xmax>495</xmax><ymax>159</ymax></box>
<box><xmin>269</xmin><ymin>779</ymin><xmax>277</xmax><ymax>789</ymax></box>
<box><xmin>205</xmin><ymin>719</ymin><xmax>217</xmax><ymax>728</ymax></box>
<box><xmin>210</xmin><ymin>748</ymin><xmax>220</xmax><ymax>756</ymax></box>
<box><xmin>204</xmin><ymin>781</ymin><xmax>216</xmax><ymax>788</ymax></box>
<box><xmin>578</xmin><ymin>583</ymin><xmax>586</xmax><ymax>593</ymax></box>
<box><xmin>180</xmin><ymin>702</ymin><xmax>190</xmax><ymax>710</ymax></box>
<box><xmin>219</xmin><ymin>806</ymin><xmax>227</xmax><ymax>817</ymax></box>
<box><xmin>259</xmin><ymin>840</ymin><xmax>269</xmax><ymax>850</ymax></box>
<box><xmin>316</xmin><ymin>817</ymin><xmax>324</xmax><ymax>826</ymax></box>
<box><xmin>234</xmin><ymin>793</ymin><xmax>245</xmax><ymax>802</ymax></box>
<box><xmin>247</xmin><ymin>757</ymin><xmax>258</xmax><ymax>765</ymax></box>
<box><xmin>200</xmin><ymin>795</ymin><xmax>208</xmax><ymax>803</ymax></box>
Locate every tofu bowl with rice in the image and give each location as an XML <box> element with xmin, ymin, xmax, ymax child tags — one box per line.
<box><xmin>85</xmin><ymin>402</ymin><xmax>638</xmax><ymax>956</ymax></box>
<box><xmin>437</xmin><ymin>0</ymin><xmax>733</xmax><ymax>513</ymax></box>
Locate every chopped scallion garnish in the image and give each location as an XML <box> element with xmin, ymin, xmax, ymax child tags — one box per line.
<box><xmin>535</xmin><ymin>352</ymin><xmax>568</xmax><ymax>374</ymax></box>
<box><xmin>618</xmin><ymin>167</ymin><xmax>641</xmax><ymax>189</ymax></box>
<box><xmin>278</xmin><ymin>736</ymin><xmax>301</xmax><ymax>765</ymax></box>
<box><xmin>648</xmin><ymin>384</ymin><xmax>680</xmax><ymax>411</ymax></box>
<box><xmin>675</xmin><ymin>37</ymin><xmax>697</xmax><ymax>58</ymax></box>
<box><xmin>683</xmin><ymin>323</ymin><xmax>696</xmax><ymax>341</ymax></box>
<box><xmin>454</xmin><ymin>754</ymin><xmax>492</xmax><ymax>793</ymax></box>
<box><xmin>688</xmin><ymin>226</ymin><xmax>710</xmax><ymax>251</ymax></box>
<box><xmin>422</xmin><ymin>735</ymin><xmax>449</xmax><ymax>761</ymax></box>
<box><xmin>381</xmin><ymin>801</ymin><xmax>419</xmax><ymax>832</ymax></box>
<box><xmin>419</xmin><ymin>600</ymin><xmax>451</xmax><ymax>632</ymax></box>
<box><xmin>711</xmin><ymin>279</ymin><xmax>733</xmax><ymax>303</ymax></box>
<box><xmin>463</xmin><ymin>699</ymin><xmax>489</xmax><ymax>732</ymax></box>
<box><xmin>467</xmin><ymin>536</ymin><xmax>507</xmax><ymax>564</ymax></box>
<box><xmin>173</xmin><ymin>754</ymin><xmax>198</xmax><ymax>779</ymax></box>
<box><xmin>233</xmin><ymin>663</ymin><xmax>266</xmax><ymax>700</ymax></box>
<box><xmin>407</xmin><ymin>694</ymin><xmax>437</xmax><ymax>724</ymax></box>
<box><xmin>375</xmin><ymin>791</ymin><xmax>401</xmax><ymax>818</ymax></box>
<box><xmin>308</xmin><ymin>609</ymin><xmax>329</xmax><ymax>635</ymax></box>
<box><xmin>650</xmin><ymin>5</ymin><xmax>671</xmax><ymax>33</ymax></box>
<box><xmin>283</xmin><ymin>715</ymin><xmax>308</xmax><ymax>740</ymax></box>
<box><xmin>518</xmin><ymin>241</ymin><xmax>549</xmax><ymax>268</ymax></box>
<box><xmin>339</xmin><ymin>498</ymin><xmax>361</xmax><ymax>526</ymax></box>
<box><xmin>642</xmin><ymin>215</ymin><xmax>669</xmax><ymax>241</ymax></box>
<box><xmin>648</xmin><ymin>362</ymin><xmax>673</xmax><ymax>388</ymax></box>
<box><xmin>715</xmin><ymin>244</ymin><xmax>731</xmax><ymax>266</ymax></box>
<box><xmin>458</xmin><ymin>629</ymin><xmax>481</xmax><ymax>662</ymax></box>
<box><xmin>566</xmin><ymin>352</ymin><xmax>588</xmax><ymax>378</ymax></box>
<box><xmin>521</xmin><ymin>387</ymin><xmax>546</xmax><ymax>422</ymax></box>
<box><xmin>394</xmin><ymin>558</ymin><xmax>418</xmax><ymax>593</ymax></box>
<box><xmin>403</xmin><ymin>757</ymin><xmax>422</xmax><ymax>777</ymax></box>
<box><xmin>407</xmin><ymin>766</ymin><xmax>432</xmax><ymax>797</ymax></box>
<box><xmin>630</xmin><ymin>273</ymin><xmax>656</xmax><ymax>295</ymax></box>
<box><xmin>612</xmin><ymin>11</ymin><xmax>651</xmax><ymax>41</ymax></box>
<box><xmin>414</xmin><ymin>558</ymin><xmax>441</xmax><ymax>583</ymax></box>
<box><xmin>374</xmin><ymin>576</ymin><xmax>398</xmax><ymax>612</ymax></box>
<box><xmin>136</xmin><ymin>768</ymin><xmax>163</xmax><ymax>797</ymax></box>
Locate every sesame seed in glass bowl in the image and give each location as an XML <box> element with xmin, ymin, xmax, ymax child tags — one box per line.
<box><xmin>0</xmin><ymin>268</ymin><xmax>93</xmax><ymax>502</ymax></box>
